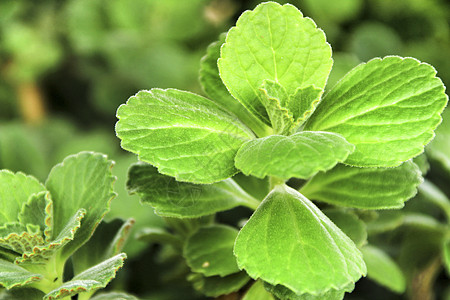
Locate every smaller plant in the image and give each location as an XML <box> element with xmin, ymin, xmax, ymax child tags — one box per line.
<box><xmin>0</xmin><ymin>152</ymin><xmax>132</xmax><ymax>300</ymax></box>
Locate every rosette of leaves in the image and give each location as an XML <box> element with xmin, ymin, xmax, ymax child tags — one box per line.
<box><xmin>0</xmin><ymin>152</ymin><xmax>132</xmax><ymax>300</ymax></box>
<box><xmin>115</xmin><ymin>2</ymin><xmax>448</xmax><ymax>299</ymax></box>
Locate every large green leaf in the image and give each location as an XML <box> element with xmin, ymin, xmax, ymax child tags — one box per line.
<box><xmin>45</xmin><ymin>152</ymin><xmax>116</xmax><ymax>260</ymax></box>
<box><xmin>44</xmin><ymin>253</ymin><xmax>126</xmax><ymax>300</ymax></box>
<box><xmin>199</xmin><ymin>33</ymin><xmax>270</xmax><ymax>137</ymax></box>
<box><xmin>0</xmin><ymin>170</ymin><xmax>46</xmax><ymax>223</ymax></box>
<box><xmin>0</xmin><ymin>258</ymin><xmax>42</xmax><ymax>289</ymax></box>
<box><xmin>187</xmin><ymin>272</ymin><xmax>250</xmax><ymax>297</ymax></box>
<box><xmin>18</xmin><ymin>191</ymin><xmax>53</xmax><ymax>241</ymax></box>
<box><xmin>263</xmin><ymin>282</ymin><xmax>354</xmax><ymax>300</ymax></box>
<box><xmin>116</xmin><ymin>89</ymin><xmax>255</xmax><ymax>184</ymax></box>
<box><xmin>300</xmin><ymin>161</ymin><xmax>422</xmax><ymax>209</ymax></box>
<box><xmin>218</xmin><ymin>2</ymin><xmax>332</xmax><ymax>125</ymax></box>
<box><xmin>235</xmin><ymin>131</ymin><xmax>354</xmax><ymax>180</ymax></box>
<box><xmin>305</xmin><ymin>56</ymin><xmax>448</xmax><ymax>167</ymax></box>
<box><xmin>234</xmin><ymin>185</ymin><xmax>366</xmax><ymax>295</ymax></box>
<box><xmin>361</xmin><ymin>245</ymin><xmax>406</xmax><ymax>293</ymax></box>
<box><xmin>184</xmin><ymin>225</ymin><xmax>240</xmax><ymax>277</ymax></box>
<box><xmin>127</xmin><ymin>163</ymin><xmax>259</xmax><ymax>217</ymax></box>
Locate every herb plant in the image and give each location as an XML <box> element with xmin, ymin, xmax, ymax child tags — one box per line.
<box><xmin>115</xmin><ymin>1</ymin><xmax>449</xmax><ymax>299</ymax></box>
<box><xmin>0</xmin><ymin>152</ymin><xmax>133</xmax><ymax>300</ymax></box>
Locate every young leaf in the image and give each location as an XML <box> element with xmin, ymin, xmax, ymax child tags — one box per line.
<box><xmin>361</xmin><ymin>245</ymin><xmax>406</xmax><ymax>293</ymax></box>
<box><xmin>263</xmin><ymin>282</ymin><xmax>354</xmax><ymax>300</ymax></box>
<box><xmin>0</xmin><ymin>223</ymin><xmax>44</xmax><ymax>254</ymax></box>
<box><xmin>116</xmin><ymin>89</ymin><xmax>255</xmax><ymax>184</ymax></box>
<box><xmin>127</xmin><ymin>163</ymin><xmax>259</xmax><ymax>218</ymax></box>
<box><xmin>304</xmin><ymin>56</ymin><xmax>448</xmax><ymax>167</ymax></box>
<box><xmin>18</xmin><ymin>191</ymin><xmax>53</xmax><ymax>242</ymax></box>
<box><xmin>323</xmin><ymin>209</ymin><xmax>367</xmax><ymax>248</ymax></box>
<box><xmin>235</xmin><ymin>131</ymin><xmax>354</xmax><ymax>180</ymax></box>
<box><xmin>243</xmin><ymin>281</ymin><xmax>274</xmax><ymax>300</ymax></box>
<box><xmin>200</xmin><ymin>33</ymin><xmax>270</xmax><ymax>137</ymax></box>
<box><xmin>218</xmin><ymin>2</ymin><xmax>332</xmax><ymax>124</ymax></box>
<box><xmin>0</xmin><ymin>170</ymin><xmax>46</xmax><ymax>223</ymax></box>
<box><xmin>300</xmin><ymin>161</ymin><xmax>422</xmax><ymax>209</ymax></box>
<box><xmin>234</xmin><ymin>185</ymin><xmax>366</xmax><ymax>295</ymax></box>
<box><xmin>45</xmin><ymin>152</ymin><xmax>116</xmax><ymax>260</ymax></box>
<box><xmin>184</xmin><ymin>225</ymin><xmax>240</xmax><ymax>277</ymax></box>
<box><xmin>0</xmin><ymin>259</ymin><xmax>42</xmax><ymax>289</ymax></box>
<box><xmin>287</xmin><ymin>86</ymin><xmax>323</xmax><ymax>127</ymax></box>
<box><xmin>187</xmin><ymin>272</ymin><xmax>250</xmax><ymax>297</ymax></box>
<box><xmin>43</xmin><ymin>253</ymin><xmax>126</xmax><ymax>300</ymax></box>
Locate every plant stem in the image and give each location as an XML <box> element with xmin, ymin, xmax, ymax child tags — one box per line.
<box><xmin>269</xmin><ymin>176</ymin><xmax>285</xmax><ymax>190</ymax></box>
<box><xmin>410</xmin><ymin>257</ymin><xmax>442</xmax><ymax>300</ymax></box>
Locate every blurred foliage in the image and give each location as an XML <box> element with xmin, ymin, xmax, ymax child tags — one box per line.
<box><xmin>0</xmin><ymin>0</ymin><xmax>449</xmax><ymax>299</ymax></box>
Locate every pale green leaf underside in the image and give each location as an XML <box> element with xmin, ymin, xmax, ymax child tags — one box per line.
<box><xmin>324</xmin><ymin>209</ymin><xmax>367</xmax><ymax>248</ymax></box>
<box><xmin>305</xmin><ymin>56</ymin><xmax>448</xmax><ymax>167</ymax></box>
<box><xmin>243</xmin><ymin>281</ymin><xmax>274</xmax><ymax>300</ymax></box>
<box><xmin>0</xmin><ymin>170</ymin><xmax>46</xmax><ymax>223</ymax></box>
<box><xmin>218</xmin><ymin>2</ymin><xmax>332</xmax><ymax>125</ymax></box>
<box><xmin>300</xmin><ymin>161</ymin><xmax>422</xmax><ymax>209</ymax></box>
<box><xmin>234</xmin><ymin>185</ymin><xmax>366</xmax><ymax>295</ymax></box>
<box><xmin>188</xmin><ymin>272</ymin><xmax>250</xmax><ymax>297</ymax></box>
<box><xmin>127</xmin><ymin>163</ymin><xmax>259</xmax><ymax>218</ymax></box>
<box><xmin>45</xmin><ymin>152</ymin><xmax>116</xmax><ymax>260</ymax></box>
<box><xmin>263</xmin><ymin>282</ymin><xmax>354</xmax><ymax>300</ymax></box>
<box><xmin>18</xmin><ymin>191</ymin><xmax>53</xmax><ymax>242</ymax></box>
<box><xmin>44</xmin><ymin>253</ymin><xmax>126</xmax><ymax>300</ymax></box>
<box><xmin>0</xmin><ymin>258</ymin><xmax>42</xmax><ymax>289</ymax></box>
<box><xmin>116</xmin><ymin>89</ymin><xmax>255</xmax><ymax>184</ymax></box>
<box><xmin>235</xmin><ymin>131</ymin><xmax>354</xmax><ymax>180</ymax></box>
<box><xmin>200</xmin><ymin>33</ymin><xmax>269</xmax><ymax>137</ymax></box>
<box><xmin>361</xmin><ymin>245</ymin><xmax>406</xmax><ymax>293</ymax></box>
<box><xmin>184</xmin><ymin>225</ymin><xmax>240</xmax><ymax>277</ymax></box>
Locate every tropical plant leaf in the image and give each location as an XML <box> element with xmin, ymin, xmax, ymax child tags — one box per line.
<box><xmin>300</xmin><ymin>161</ymin><xmax>422</xmax><ymax>209</ymax></box>
<box><xmin>218</xmin><ymin>2</ymin><xmax>332</xmax><ymax>124</ymax></box>
<box><xmin>44</xmin><ymin>253</ymin><xmax>126</xmax><ymax>300</ymax></box>
<box><xmin>304</xmin><ymin>56</ymin><xmax>448</xmax><ymax>167</ymax></box>
<box><xmin>116</xmin><ymin>89</ymin><xmax>255</xmax><ymax>184</ymax></box>
<box><xmin>234</xmin><ymin>185</ymin><xmax>366</xmax><ymax>295</ymax></box>
<box><xmin>235</xmin><ymin>131</ymin><xmax>354</xmax><ymax>180</ymax></box>
<box><xmin>18</xmin><ymin>191</ymin><xmax>53</xmax><ymax>241</ymax></box>
<box><xmin>0</xmin><ymin>258</ymin><xmax>42</xmax><ymax>289</ymax></box>
<box><xmin>45</xmin><ymin>152</ymin><xmax>116</xmax><ymax>260</ymax></box>
<box><xmin>127</xmin><ymin>162</ymin><xmax>259</xmax><ymax>217</ymax></box>
<box><xmin>184</xmin><ymin>225</ymin><xmax>240</xmax><ymax>277</ymax></box>
<box><xmin>187</xmin><ymin>272</ymin><xmax>250</xmax><ymax>297</ymax></box>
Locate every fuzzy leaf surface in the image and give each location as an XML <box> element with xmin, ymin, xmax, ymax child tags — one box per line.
<box><xmin>0</xmin><ymin>223</ymin><xmax>43</xmax><ymax>254</ymax></box>
<box><xmin>361</xmin><ymin>245</ymin><xmax>406</xmax><ymax>293</ymax></box>
<box><xmin>218</xmin><ymin>2</ymin><xmax>332</xmax><ymax>124</ymax></box>
<box><xmin>45</xmin><ymin>152</ymin><xmax>116</xmax><ymax>260</ymax></box>
<box><xmin>235</xmin><ymin>131</ymin><xmax>354</xmax><ymax>180</ymax></box>
<box><xmin>188</xmin><ymin>272</ymin><xmax>250</xmax><ymax>297</ymax></box>
<box><xmin>0</xmin><ymin>170</ymin><xmax>46</xmax><ymax>223</ymax></box>
<box><xmin>0</xmin><ymin>259</ymin><xmax>42</xmax><ymax>289</ymax></box>
<box><xmin>300</xmin><ymin>161</ymin><xmax>422</xmax><ymax>209</ymax></box>
<box><xmin>116</xmin><ymin>89</ymin><xmax>255</xmax><ymax>184</ymax></box>
<box><xmin>234</xmin><ymin>185</ymin><xmax>366</xmax><ymax>295</ymax></box>
<box><xmin>287</xmin><ymin>86</ymin><xmax>323</xmax><ymax>126</ymax></box>
<box><xmin>305</xmin><ymin>56</ymin><xmax>448</xmax><ymax>167</ymax></box>
<box><xmin>18</xmin><ymin>191</ymin><xmax>53</xmax><ymax>241</ymax></box>
<box><xmin>44</xmin><ymin>253</ymin><xmax>126</xmax><ymax>300</ymax></box>
<box><xmin>184</xmin><ymin>225</ymin><xmax>240</xmax><ymax>277</ymax></box>
<box><xmin>127</xmin><ymin>163</ymin><xmax>259</xmax><ymax>217</ymax></box>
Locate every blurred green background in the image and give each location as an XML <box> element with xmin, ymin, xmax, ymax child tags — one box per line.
<box><xmin>0</xmin><ymin>0</ymin><xmax>449</xmax><ymax>299</ymax></box>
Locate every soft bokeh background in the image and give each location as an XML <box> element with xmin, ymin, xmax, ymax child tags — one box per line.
<box><xmin>0</xmin><ymin>0</ymin><xmax>449</xmax><ymax>299</ymax></box>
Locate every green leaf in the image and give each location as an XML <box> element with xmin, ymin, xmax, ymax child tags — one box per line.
<box><xmin>127</xmin><ymin>163</ymin><xmax>259</xmax><ymax>218</ymax></box>
<box><xmin>0</xmin><ymin>223</ymin><xmax>44</xmax><ymax>254</ymax></box>
<box><xmin>365</xmin><ymin>211</ymin><xmax>404</xmax><ymax>235</ymax></box>
<box><xmin>0</xmin><ymin>288</ymin><xmax>45</xmax><ymax>300</ymax></box>
<box><xmin>116</xmin><ymin>89</ymin><xmax>255</xmax><ymax>184</ymax></box>
<box><xmin>16</xmin><ymin>209</ymin><xmax>85</xmax><ymax>265</ymax></box>
<box><xmin>287</xmin><ymin>86</ymin><xmax>323</xmax><ymax>127</ymax></box>
<box><xmin>418</xmin><ymin>180</ymin><xmax>450</xmax><ymax>222</ymax></box>
<box><xmin>235</xmin><ymin>131</ymin><xmax>354</xmax><ymax>180</ymax></box>
<box><xmin>243</xmin><ymin>281</ymin><xmax>274</xmax><ymax>300</ymax></box>
<box><xmin>361</xmin><ymin>245</ymin><xmax>406</xmax><ymax>293</ymax></box>
<box><xmin>300</xmin><ymin>161</ymin><xmax>422</xmax><ymax>209</ymax></box>
<box><xmin>218</xmin><ymin>2</ymin><xmax>332</xmax><ymax>124</ymax></box>
<box><xmin>184</xmin><ymin>225</ymin><xmax>240</xmax><ymax>277</ymax></box>
<box><xmin>136</xmin><ymin>227</ymin><xmax>182</xmax><ymax>248</ymax></box>
<box><xmin>444</xmin><ymin>238</ymin><xmax>450</xmax><ymax>275</ymax></box>
<box><xmin>18</xmin><ymin>191</ymin><xmax>53</xmax><ymax>242</ymax></box>
<box><xmin>427</xmin><ymin>107</ymin><xmax>450</xmax><ymax>171</ymax></box>
<box><xmin>0</xmin><ymin>258</ymin><xmax>42</xmax><ymax>289</ymax></box>
<box><xmin>304</xmin><ymin>56</ymin><xmax>448</xmax><ymax>167</ymax></box>
<box><xmin>89</xmin><ymin>292</ymin><xmax>139</xmax><ymax>300</ymax></box>
<box><xmin>0</xmin><ymin>170</ymin><xmax>46</xmax><ymax>223</ymax></box>
<box><xmin>323</xmin><ymin>209</ymin><xmax>367</xmax><ymax>248</ymax></box>
<box><xmin>45</xmin><ymin>152</ymin><xmax>116</xmax><ymax>260</ymax></box>
<box><xmin>200</xmin><ymin>33</ymin><xmax>270</xmax><ymax>137</ymax></box>
<box><xmin>187</xmin><ymin>272</ymin><xmax>250</xmax><ymax>297</ymax></box>
<box><xmin>263</xmin><ymin>282</ymin><xmax>354</xmax><ymax>300</ymax></box>
<box><xmin>44</xmin><ymin>253</ymin><xmax>126</xmax><ymax>300</ymax></box>
<box><xmin>234</xmin><ymin>185</ymin><xmax>366</xmax><ymax>295</ymax></box>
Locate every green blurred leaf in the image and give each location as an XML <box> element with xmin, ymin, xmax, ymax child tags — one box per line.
<box><xmin>187</xmin><ymin>271</ymin><xmax>250</xmax><ymax>297</ymax></box>
<box><xmin>323</xmin><ymin>209</ymin><xmax>367</xmax><ymax>248</ymax></box>
<box><xmin>89</xmin><ymin>292</ymin><xmax>139</xmax><ymax>300</ymax></box>
<box><xmin>0</xmin><ymin>259</ymin><xmax>42</xmax><ymax>289</ymax></box>
<box><xmin>116</xmin><ymin>89</ymin><xmax>255</xmax><ymax>184</ymax></box>
<box><xmin>300</xmin><ymin>161</ymin><xmax>422</xmax><ymax>209</ymax></box>
<box><xmin>234</xmin><ymin>185</ymin><xmax>366</xmax><ymax>295</ymax></box>
<box><xmin>263</xmin><ymin>282</ymin><xmax>353</xmax><ymax>300</ymax></box>
<box><xmin>305</xmin><ymin>56</ymin><xmax>448</xmax><ymax>167</ymax></box>
<box><xmin>243</xmin><ymin>281</ymin><xmax>274</xmax><ymax>300</ymax></box>
<box><xmin>235</xmin><ymin>131</ymin><xmax>354</xmax><ymax>180</ymax></box>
